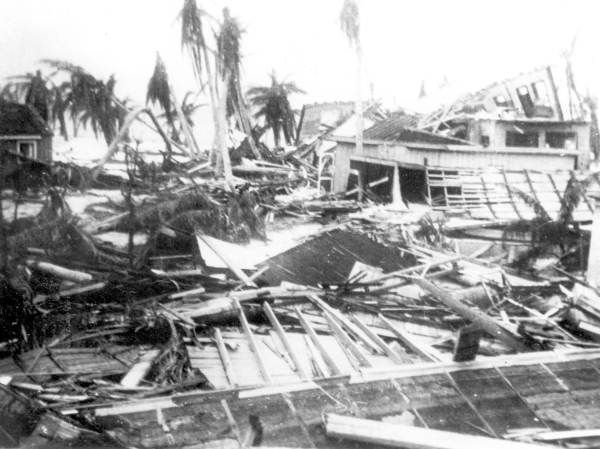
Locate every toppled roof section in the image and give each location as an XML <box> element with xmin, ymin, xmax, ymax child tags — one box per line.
<box><xmin>0</xmin><ymin>100</ymin><xmax>52</xmax><ymax>137</ymax></box>
<box><xmin>298</xmin><ymin>100</ymin><xmax>387</xmax><ymax>142</ymax></box>
<box><xmin>419</xmin><ymin>63</ymin><xmax>589</xmax><ymax>129</ymax></box>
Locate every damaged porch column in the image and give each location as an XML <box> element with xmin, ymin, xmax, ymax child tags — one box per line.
<box><xmin>391</xmin><ymin>163</ymin><xmax>405</xmax><ymax>208</ymax></box>
<box><xmin>587</xmin><ymin>193</ymin><xmax>600</xmax><ymax>286</ymax></box>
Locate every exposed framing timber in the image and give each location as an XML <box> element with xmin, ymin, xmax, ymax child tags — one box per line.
<box><xmin>295</xmin><ymin>307</ymin><xmax>343</xmax><ymax>376</ymax></box>
<box><xmin>233</xmin><ymin>298</ymin><xmax>272</xmax><ymax>384</ymax></box>
<box><xmin>263</xmin><ymin>302</ymin><xmax>309</xmax><ymax>379</ymax></box>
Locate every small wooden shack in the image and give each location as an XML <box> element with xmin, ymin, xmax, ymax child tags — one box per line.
<box><xmin>0</xmin><ymin>101</ymin><xmax>53</xmax><ymax>188</ymax></box>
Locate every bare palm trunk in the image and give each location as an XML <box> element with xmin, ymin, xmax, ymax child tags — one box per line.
<box><xmin>0</xmin><ymin>150</ymin><xmax>7</xmax><ymax>275</ymax></box>
<box><xmin>216</xmin><ymin>74</ymin><xmax>233</xmax><ymax>186</ymax></box>
<box><xmin>233</xmin><ymin>81</ymin><xmax>261</xmax><ymax>158</ymax></box>
<box><xmin>355</xmin><ymin>43</ymin><xmax>364</xmax><ymax>201</ymax></box>
<box><xmin>201</xmin><ymin>46</ymin><xmax>221</xmax><ymax>166</ymax></box>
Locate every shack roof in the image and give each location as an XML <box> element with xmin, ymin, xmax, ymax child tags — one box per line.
<box><xmin>0</xmin><ymin>101</ymin><xmax>52</xmax><ymax>137</ymax></box>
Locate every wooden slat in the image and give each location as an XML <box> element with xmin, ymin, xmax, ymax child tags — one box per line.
<box><xmin>214</xmin><ymin>328</ymin><xmax>236</xmax><ymax>387</ymax></box>
<box><xmin>263</xmin><ymin>302</ymin><xmax>309</xmax><ymax>379</ymax></box>
<box><xmin>295</xmin><ymin>307</ymin><xmax>343</xmax><ymax>376</ymax></box>
<box><xmin>233</xmin><ymin>299</ymin><xmax>272</xmax><ymax>384</ymax></box>
<box><xmin>323</xmin><ymin>310</ymin><xmax>372</xmax><ymax>368</ymax></box>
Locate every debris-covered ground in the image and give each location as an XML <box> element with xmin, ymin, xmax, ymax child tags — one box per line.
<box><xmin>4</xmin><ymin>1</ymin><xmax>600</xmax><ymax>448</ymax></box>
<box><xmin>3</xmin><ymin>150</ymin><xmax>600</xmax><ymax>448</ymax></box>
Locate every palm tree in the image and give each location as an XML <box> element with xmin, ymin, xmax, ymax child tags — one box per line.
<box><xmin>42</xmin><ymin>59</ymin><xmax>124</xmax><ymax>145</ymax></box>
<box><xmin>339</xmin><ymin>0</ymin><xmax>363</xmax><ymax>157</ymax></box>
<box><xmin>246</xmin><ymin>72</ymin><xmax>304</xmax><ymax>148</ymax></box>
<box><xmin>146</xmin><ymin>53</ymin><xmax>178</xmax><ymax>142</ymax></box>
<box><xmin>180</xmin><ymin>2</ymin><xmax>250</xmax><ymax>184</ymax></box>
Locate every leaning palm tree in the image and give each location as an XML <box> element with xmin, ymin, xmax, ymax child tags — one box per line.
<box><xmin>339</xmin><ymin>0</ymin><xmax>363</xmax><ymax>156</ymax></box>
<box><xmin>246</xmin><ymin>72</ymin><xmax>304</xmax><ymax>148</ymax></box>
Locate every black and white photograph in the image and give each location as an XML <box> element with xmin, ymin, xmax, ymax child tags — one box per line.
<box><xmin>2</xmin><ymin>1</ymin><xmax>600</xmax><ymax>447</ymax></box>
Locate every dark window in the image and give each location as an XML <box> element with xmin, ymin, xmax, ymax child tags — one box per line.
<box><xmin>517</xmin><ymin>85</ymin><xmax>535</xmax><ymax>117</ymax></box>
<box><xmin>480</xmin><ymin>135</ymin><xmax>490</xmax><ymax>147</ymax></box>
<box><xmin>546</xmin><ymin>132</ymin><xmax>577</xmax><ymax>150</ymax></box>
<box><xmin>506</xmin><ymin>131</ymin><xmax>539</xmax><ymax>147</ymax></box>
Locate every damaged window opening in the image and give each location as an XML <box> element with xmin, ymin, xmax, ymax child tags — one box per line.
<box><xmin>349</xmin><ymin>160</ymin><xmax>394</xmax><ymax>202</ymax></box>
<box><xmin>546</xmin><ymin>131</ymin><xmax>577</xmax><ymax>150</ymax></box>
<box><xmin>505</xmin><ymin>130</ymin><xmax>539</xmax><ymax>147</ymax></box>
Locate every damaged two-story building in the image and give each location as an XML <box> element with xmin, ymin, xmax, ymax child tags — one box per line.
<box><xmin>325</xmin><ymin>64</ymin><xmax>592</xmax><ymax>208</ymax></box>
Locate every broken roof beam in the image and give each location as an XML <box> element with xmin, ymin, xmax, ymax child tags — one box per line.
<box><xmin>378</xmin><ymin>314</ymin><xmax>444</xmax><ymax>362</ymax></box>
<box><xmin>412</xmin><ymin>277</ymin><xmax>531</xmax><ymax>352</ymax></box>
<box><xmin>294</xmin><ymin>306</ymin><xmax>343</xmax><ymax>376</ymax></box>
<box><xmin>323</xmin><ymin>310</ymin><xmax>372</xmax><ymax>368</ymax></box>
<box><xmin>233</xmin><ymin>298</ymin><xmax>272</xmax><ymax>384</ymax></box>
<box><xmin>324</xmin><ymin>413</ymin><xmax>550</xmax><ymax>449</ymax></box>
<box><xmin>350</xmin><ymin>314</ymin><xmax>404</xmax><ymax>364</ymax></box>
<box><xmin>262</xmin><ymin>302</ymin><xmax>309</xmax><ymax>380</ymax></box>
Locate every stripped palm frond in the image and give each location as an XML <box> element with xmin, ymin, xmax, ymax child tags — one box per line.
<box><xmin>339</xmin><ymin>0</ymin><xmax>360</xmax><ymax>47</ymax></box>
<box><xmin>180</xmin><ymin>0</ymin><xmax>208</xmax><ymax>82</ymax></box>
<box><xmin>147</xmin><ymin>53</ymin><xmax>175</xmax><ymax>130</ymax></box>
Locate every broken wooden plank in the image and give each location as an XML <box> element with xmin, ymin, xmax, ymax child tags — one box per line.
<box><xmin>323</xmin><ymin>310</ymin><xmax>372</xmax><ymax>368</ymax></box>
<box><xmin>378</xmin><ymin>314</ymin><xmax>444</xmax><ymax>362</ymax></box>
<box><xmin>295</xmin><ymin>307</ymin><xmax>343</xmax><ymax>376</ymax></box>
<box><xmin>120</xmin><ymin>350</ymin><xmax>160</xmax><ymax>388</ymax></box>
<box><xmin>262</xmin><ymin>302</ymin><xmax>309</xmax><ymax>379</ymax></box>
<box><xmin>196</xmin><ymin>234</ymin><xmax>256</xmax><ymax>287</ymax></box>
<box><xmin>350</xmin><ymin>314</ymin><xmax>404</xmax><ymax>364</ymax></box>
<box><xmin>214</xmin><ymin>328</ymin><xmax>236</xmax><ymax>387</ymax></box>
<box><xmin>323</xmin><ymin>413</ymin><xmax>549</xmax><ymax>449</ymax></box>
<box><xmin>233</xmin><ymin>298</ymin><xmax>272</xmax><ymax>384</ymax></box>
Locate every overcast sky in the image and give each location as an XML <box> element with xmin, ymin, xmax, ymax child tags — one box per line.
<box><xmin>1</xmin><ymin>0</ymin><xmax>599</xmax><ymax>111</ymax></box>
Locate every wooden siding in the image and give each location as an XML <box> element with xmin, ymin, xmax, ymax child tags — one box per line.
<box><xmin>332</xmin><ymin>139</ymin><xmax>580</xmax><ymax>193</ymax></box>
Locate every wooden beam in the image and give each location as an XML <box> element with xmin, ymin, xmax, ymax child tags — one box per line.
<box><xmin>263</xmin><ymin>302</ymin><xmax>309</xmax><ymax>379</ymax></box>
<box><xmin>233</xmin><ymin>298</ymin><xmax>271</xmax><ymax>384</ymax></box>
<box><xmin>214</xmin><ymin>328</ymin><xmax>236</xmax><ymax>387</ymax></box>
<box><xmin>307</xmin><ymin>295</ymin><xmax>381</xmax><ymax>354</ymax></box>
<box><xmin>323</xmin><ymin>413</ymin><xmax>549</xmax><ymax>449</ymax></box>
<box><xmin>295</xmin><ymin>307</ymin><xmax>343</xmax><ymax>376</ymax></box>
<box><xmin>350</xmin><ymin>314</ymin><xmax>404</xmax><ymax>364</ymax></box>
<box><xmin>378</xmin><ymin>314</ymin><xmax>443</xmax><ymax>362</ymax></box>
<box><xmin>323</xmin><ymin>310</ymin><xmax>372</xmax><ymax>368</ymax></box>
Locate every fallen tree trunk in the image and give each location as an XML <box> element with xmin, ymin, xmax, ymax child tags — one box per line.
<box><xmin>26</xmin><ymin>260</ymin><xmax>93</xmax><ymax>283</ymax></box>
<box><xmin>412</xmin><ymin>277</ymin><xmax>531</xmax><ymax>352</ymax></box>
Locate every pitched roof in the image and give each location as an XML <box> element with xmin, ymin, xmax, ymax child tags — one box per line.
<box><xmin>363</xmin><ymin>113</ymin><xmax>467</xmax><ymax>145</ymax></box>
<box><xmin>0</xmin><ymin>101</ymin><xmax>52</xmax><ymax>137</ymax></box>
